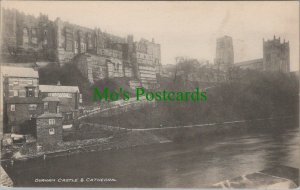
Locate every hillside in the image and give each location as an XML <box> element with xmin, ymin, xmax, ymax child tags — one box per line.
<box><xmin>38</xmin><ymin>63</ymin><xmax>134</xmax><ymax>105</ymax></box>
<box><xmin>88</xmin><ymin>70</ymin><xmax>299</xmax><ymax>128</ymax></box>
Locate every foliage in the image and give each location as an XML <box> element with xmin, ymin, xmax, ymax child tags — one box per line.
<box><xmin>38</xmin><ymin>63</ymin><xmax>134</xmax><ymax>105</ymax></box>
<box><xmin>93</xmin><ymin>71</ymin><xmax>299</xmax><ymax>128</ymax></box>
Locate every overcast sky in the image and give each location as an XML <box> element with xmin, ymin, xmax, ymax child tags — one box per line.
<box><xmin>2</xmin><ymin>1</ymin><xmax>299</xmax><ymax>71</ymax></box>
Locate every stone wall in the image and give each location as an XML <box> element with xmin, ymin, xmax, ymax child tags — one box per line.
<box><xmin>3</xmin><ymin>77</ymin><xmax>39</xmax><ymax>101</ymax></box>
<box><xmin>1</xmin><ymin>8</ymin><xmax>161</xmax><ymax>88</ymax></box>
<box><xmin>1</xmin><ymin>9</ymin><xmax>57</xmax><ymax>62</ymax></box>
<box><xmin>36</xmin><ymin>116</ymin><xmax>63</xmax><ymax>145</ymax></box>
<box><xmin>40</xmin><ymin>92</ymin><xmax>79</xmax><ymax>113</ymax></box>
<box><xmin>6</xmin><ymin>102</ymin><xmax>43</xmax><ymax>127</ymax></box>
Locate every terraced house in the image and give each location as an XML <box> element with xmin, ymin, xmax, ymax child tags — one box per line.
<box><xmin>0</xmin><ymin>65</ymin><xmax>81</xmax><ymax>136</ymax></box>
<box><xmin>1</xmin><ymin>8</ymin><xmax>162</xmax><ymax>89</ymax></box>
<box><xmin>39</xmin><ymin>83</ymin><xmax>82</xmax><ymax>123</ymax></box>
<box><xmin>1</xmin><ymin>66</ymin><xmax>40</xmax><ymax>133</ymax></box>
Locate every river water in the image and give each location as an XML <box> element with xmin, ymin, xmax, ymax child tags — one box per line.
<box><xmin>3</xmin><ymin>126</ymin><xmax>299</xmax><ymax>188</ymax></box>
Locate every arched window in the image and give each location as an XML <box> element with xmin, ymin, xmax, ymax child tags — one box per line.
<box><xmin>31</xmin><ymin>28</ymin><xmax>37</xmax><ymax>44</ymax></box>
<box><xmin>43</xmin><ymin>30</ymin><xmax>48</xmax><ymax>45</ymax></box>
<box><xmin>87</xmin><ymin>33</ymin><xmax>92</xmax><ymax>49</ymax></box>
<box><xmin>23</xmin><ymin>28</ymin><xmax>29</xmax><ymax>45</ymax></box>
<box><xmin>31</xmin><ymin>28</ymin><xmax>37</xmax><ymax>35</ymax></box>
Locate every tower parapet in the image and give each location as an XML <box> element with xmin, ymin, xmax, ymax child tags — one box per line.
<box><xmin>263</xmin><ymin>35</ymin><xmax>290</xmax><ymax>72</ymax></box>
<box><xmin>214</xmin><ymin>35</ymin><xmax>234</xmax><ymax>72</ymax></box>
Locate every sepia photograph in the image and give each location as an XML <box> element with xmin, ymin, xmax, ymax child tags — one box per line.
<box><xmin>0</xmin><ymin>0</ymin><xmax>299</xmax><ymax>188</ymax></box>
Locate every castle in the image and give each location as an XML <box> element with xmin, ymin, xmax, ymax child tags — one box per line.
<box><xmin>1</xmin><ymin>8</ymin><xmax>162</xmax><ymax>89</ymax></box>
<box><xmin>263</xmin><ymin>36</ymin><xmax>290</xmax><ymax>72</ymax></box>
<box><xmin>214</xmin><ymin>36</ymin><xmax>234</xmax><ymax>72</ymax></box>
<box><xmin>215</xmin><ymin>35</ymin><xmax>290</xmax><ymax>73</ymax></box>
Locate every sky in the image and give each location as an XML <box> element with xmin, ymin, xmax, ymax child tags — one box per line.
<box><xmin>2</xmin><ymin>1</ymin><xmax>299</xmax><ymax>71</ymax></box>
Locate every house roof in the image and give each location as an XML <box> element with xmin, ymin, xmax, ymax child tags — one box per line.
<box><xmin>1</xmin><ymin>66</ymin><xmax>39</xmax><ymax>78</ymax></box>
<box><xmin>235</xmin><ymin>58</ymin><xmax>263</xmax><ymax>67</ymax></box>
<box><xmin>1</xmin><ymin>62</ymin><xmax>37</xmax><ymax>68</ymax></box>
<box><xmin>42</xmin><ymin>97</ymin><xmax>60</xmax><ymax>102</ymax></box>
<box><xmin>6</xmin><ymin>97</ymin><xmax>42</xmax><ymax>104</ymax></box>
<box><xmin>37</xmin><ymin>113</ymin><xmax>63</xmax><ymax>119</ymax></box>
<box><xmin>39</xmin><ymin>85</ymin><xmax>79</xmax><ymax>93</ymax></box>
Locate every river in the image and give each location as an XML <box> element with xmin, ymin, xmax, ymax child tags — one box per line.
<box><xmin>3</xmin><ymin>126</ymin><xmax>299</xmax><ymax>188</ymax></box>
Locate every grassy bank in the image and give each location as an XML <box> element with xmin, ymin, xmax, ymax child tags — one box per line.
<box><xmin>87</xmin><ymin>71</ymin><xmax>298</xmax><ymax>129</ymax></box>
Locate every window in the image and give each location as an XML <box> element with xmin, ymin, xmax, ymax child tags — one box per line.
<box><xmin>56</xmin><ymin>105</ymin><xmax>60</xmax><ymax>113</ymax></box>
<box><xmin>23</xmin><ymin>28</ymin><xmax>29</xmax><ymax>45</ymax></box>
<box><xmin>10</xmin><ymin>104</ymin><xmax>15</xmax><ymax>111</ymax></box>
<box><xmin>87</xmin><ymin>33</ymin><xmax>92</xmax><ymax>49</ymax></box>
<box><xmin>49</xmin><ymin>119</ymin><xmax>55</xmax><ymax>125</ymax></box>
<box><xmin>31</xmin><ymin>28</ymin><xmax>38</xmax><ymax>44</ymax></box>
<box><xmin>79</xmin><ymin>94</ymin><xmax>82</xmax><ymax>104</ymax></box>
<box><xmin>13</xmin><ymin>90</ymin><xmax>18</xmax><ymax>97</ymax></box>
<box><xmin>43</xmin><ymin>30</ymin><xmax>48</xmax><ymax>45</ymax></box>
<box><xmin>26</xmin><ymin>88</ymin><xmax>35</xmax><ymax>97</ymax></box>
<box><xmin>49</xmin><ymin>128</ymin><xmax>55</xmax><ymax>135</ymax></box>
<box><xmin>28</xmin><ymin>104</ymin><xmax>37</xmax><ymax>110</ymax></box>
<box><xmin>44</xmin><ymin>102</ymin><xmax>49</xmax><ymax>111</ymax></box>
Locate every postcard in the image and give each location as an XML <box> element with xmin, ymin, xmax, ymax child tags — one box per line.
<box><xmin>0</xmin><ymin>0</ymin><xmax>299</xmax><ymax>188</ymax></box>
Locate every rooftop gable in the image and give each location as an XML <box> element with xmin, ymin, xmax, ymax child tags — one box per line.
<box><xmin>1</xmin><ymin>66</ymin><xmax>39</xmax><ymax>78</ymax></box>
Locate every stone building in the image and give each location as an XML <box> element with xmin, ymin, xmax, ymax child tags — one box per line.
<box><xmin>75</xmin><ymin>54</ymin><xmax>109</xmax><ymax>83</ymax></box>
<box><xmin>1</xmin><ymin>66</ymin><xmax>40</xmax><ymax>132</ymax></box>
<box><xmin>1</xmin><ymin>66</ymin><xmax>39</xmax><ymax>100</ymax></box>
<box><xmin>1</xmin><ymin>65</ymin><xmax>81</xmax><ymax>134</ymax></box>
<box><xmin>36</xmin><ymin>85</ymin><xmax>63</xmax><ymax>147</ymax></box>
<box><xmin>133</xmin><ymin>38</ymin><xmax>161</xmax><ymax>89</ymax></box>
<box><xmin>6</xmin><ymin>97</ymin><xmax>43</xmax><ymax>133</ymax></box>
<box><xmin>234</xmin><ymin>36</ymin><xmax>290</xmax><ymax>73</ymax></box>
<box><xmin>74</xmin><ymin>53</ymin><xmax>134</xmax><ymax>83</ymax></box>
<box><xmin>1</xmin><ymin>9</ymin><xmax>56</xmax><ymax>63</ymax></box>
<box><xmin>36</xmin><ymin>113</ymin><xmax>63</xmax><ymax>146</ymax></box>
<box><xmin>263</xmin><ymin>36</ymin><xmax>290</xmax><ymax>72</ymax></box>
<box><xmin>214</xmin><ymin>36</ymin><xmax>234</xmax><ymax>71</ymax></box>
<box><xmin>39</xmin><ymin>83</ymin><xmax>81</xmax><ymax>123</ymax></box>
<box><xmin>235</xmin><ymin>58</ymin><xmax>263</xmax><ymax>70</ymax></box>
<box><xmin>1</xmin><ymin>8</ymin><xmax>162</xmax><ymax>89</ymax></box>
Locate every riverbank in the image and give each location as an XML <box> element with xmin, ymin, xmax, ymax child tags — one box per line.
<box><xmin>4</xmin><ymin>116</ymin><xmax>297</xmax><ymax>162</ymax></box>
<box><xmin>10</xmin><ymin>130</ymin><xmax>171</xmax><ymax>161</ymax></box>
<box><xmin>4</xmin><ymin>126</ymin><xmax>299</xmax><ymax>188</ymax></box>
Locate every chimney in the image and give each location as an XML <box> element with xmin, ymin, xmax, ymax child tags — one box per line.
<box><xmin>57</xmin><ymin>81</ymin><xmax>61</xmax><ymax>86</ymax></box>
